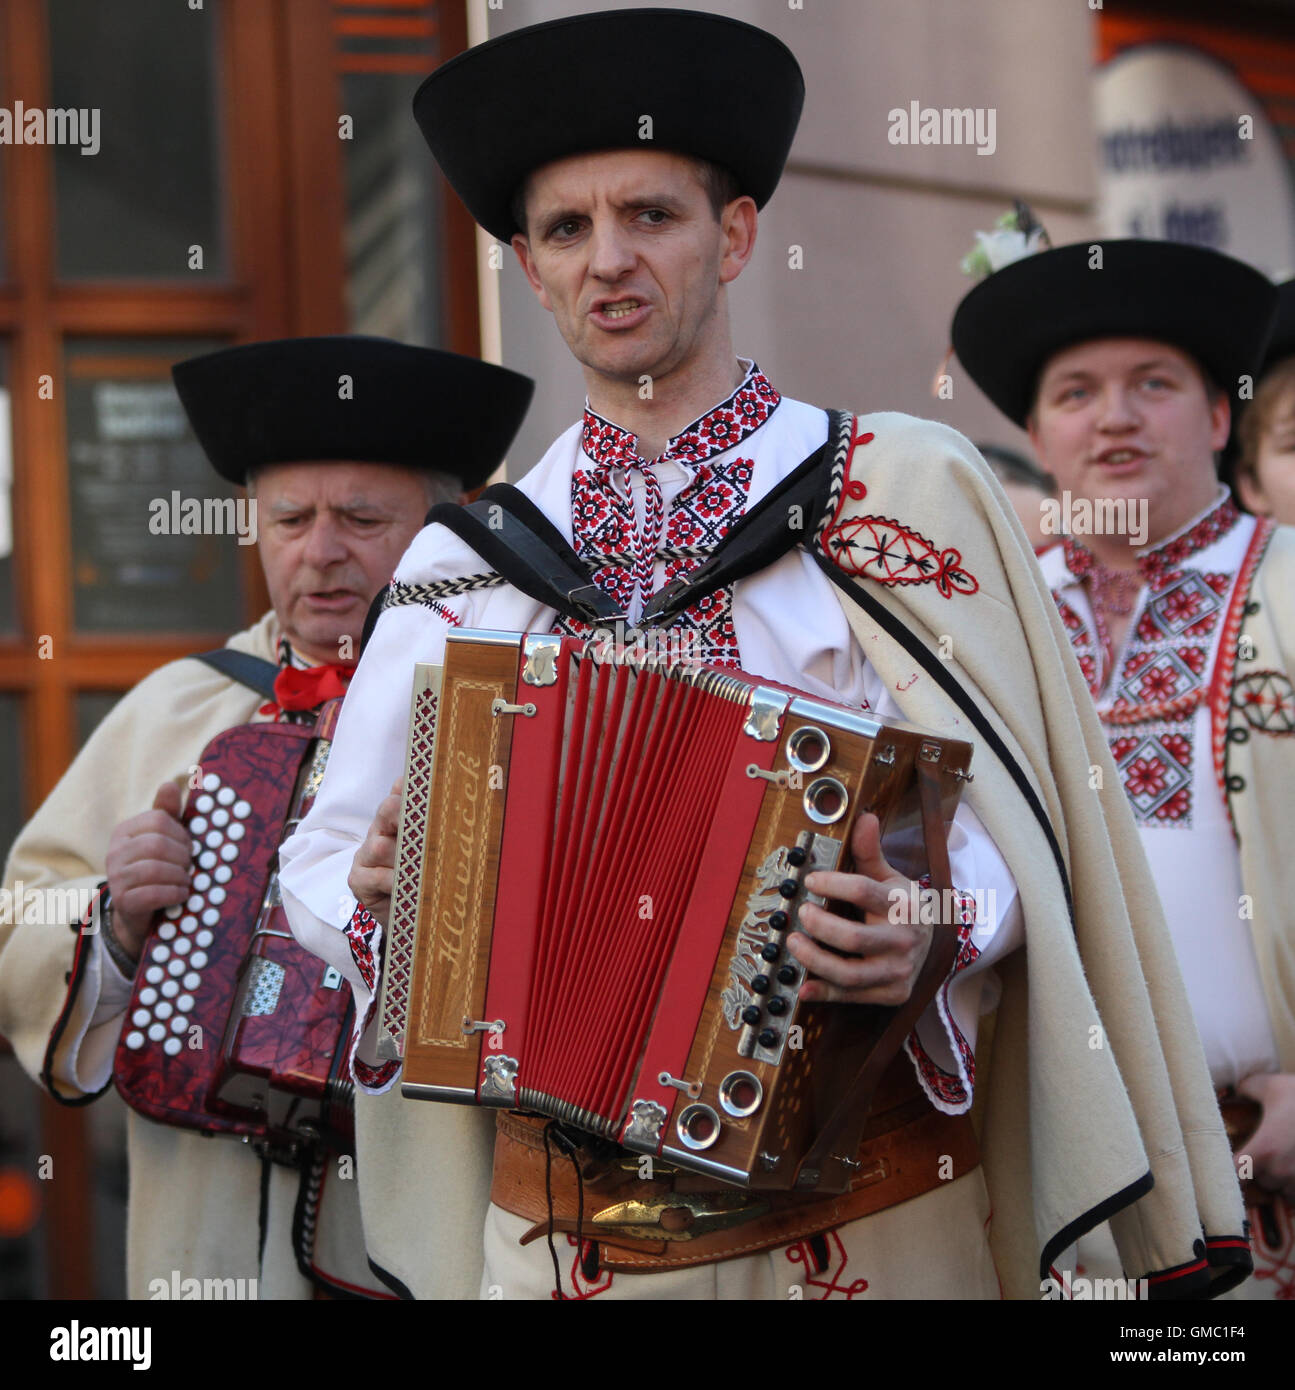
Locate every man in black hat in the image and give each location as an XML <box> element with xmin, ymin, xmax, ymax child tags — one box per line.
<box><xmin>0</xmin><ymin>337</ymin><xmax>532</xmax><ymax>1297</ymax></box>
<box><xmin>283</xmin><ymin>11</ymin><xmax>1250</xmax><ymax>1301</ymax></box>
<box><xmin>953</xmin><ymin>238</ymin><xmax>1294</xmax><ymax>1299</ymax></box>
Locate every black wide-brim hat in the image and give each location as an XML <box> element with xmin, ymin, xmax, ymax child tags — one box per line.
<box><xmin>1260</xmin><ymin>278</ymin><xmax>1295</xmax><ymax>375</ymax></box>
<box><xmin>412</xmin><ymin>8</ymin><xmax>805</xmax><ymax>241</ymax></box>
<box><xmin>952</xmin><ymin>240</ymin><xmax>1279</xmax><ymax>427</ymax></box>
<box><xmin>172</xmin><ymin>337</ymin><xmax>534</xmax><ymax>490</ymax></box>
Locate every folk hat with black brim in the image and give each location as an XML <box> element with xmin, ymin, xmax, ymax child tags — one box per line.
<box><xmin>1260</xmin><ymin>278</ymin><xmax>1295</xmax><ymax>376</ymax></box>
<box><xmin>171</xmin><ymin>337</ymin><xmax>535</xmax><ymax>490</ymax></box>
<box><xmin>411</xmin><ymin>8</ymin><xmax>805</xmax><ymax>242</ymax></box>
<box><xmin>951</xmin><ymin>240</ymin><xmax>1279</xmax><ymax>428</ymax></box>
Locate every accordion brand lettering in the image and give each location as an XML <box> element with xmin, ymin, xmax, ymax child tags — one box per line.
<box><xmin>49</xmin><ymin>1323</ymin><xmax>151</xmax><ymax>1370</ymax></box>
<box><xmin>439</xmin><ymin>749</ymin><xmax>482</xmax><ymax>979</ymax></box>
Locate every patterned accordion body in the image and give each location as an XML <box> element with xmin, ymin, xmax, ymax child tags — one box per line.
<box><xmin>114</xmin><ymin>704</ymin><xmax>354</xmax><ymax>1147</ymax></box>
<box><xmin>379</xmin><ymin>631</ymin><xmax>973</xmax><ymax>1194</ymax></box>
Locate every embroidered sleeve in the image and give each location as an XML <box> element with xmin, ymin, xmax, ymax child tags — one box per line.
<box><xmin>343</xmin><ymin>902</ymin><xmax>400</xmax><ymax>1093</ymax></box>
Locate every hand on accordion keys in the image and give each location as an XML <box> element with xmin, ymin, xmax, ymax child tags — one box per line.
<box><xmin>104</xmin><ymin>779</ymin><xmax>193</xmax><ymax>964</ymax></box>
<box><xmin>789</xmin><ymin>811</ymin><xmax>935</xmax><ymax>1008</ymax></box>
<box><xmin>347</xmin><ymin>778</ymin><xmax>404</xmax><ymax>929</ymax></box>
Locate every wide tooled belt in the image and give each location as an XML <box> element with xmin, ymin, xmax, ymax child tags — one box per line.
<box><xmin>490</xmin><ymin>1056</ymin><xmax>979</xmax><ymax>1273</ymax></box>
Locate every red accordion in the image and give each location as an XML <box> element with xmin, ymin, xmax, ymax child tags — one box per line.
<box><xmin>377</xmin><ymin>630</ymin><xmax>974</xmax><ymax>1194</ymax></box>
<box><xmin>114</xmin><ymin>702</ymin><xmax>354</xmax><ymax>1151</ymax></box>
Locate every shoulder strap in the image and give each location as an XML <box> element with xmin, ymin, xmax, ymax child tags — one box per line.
<box><xmin>425</xmin><ymin>486</ymin><xmax>624</xmax><ymax>625</ymax></box>
<box><xmin>192</xmin><ymin>649</ymin><xmax>280</xmax><ymax>702</ymax></box>
<box><xmin>639</xmin><ymin>410</ymin><xmax>847</xmax><ymax>626</ymax></box>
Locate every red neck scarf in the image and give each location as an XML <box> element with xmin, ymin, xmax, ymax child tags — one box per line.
<box><xmin>259</xmin><ymin>661</ymin><xmax>356</xmax><ymax>716</ymax></box>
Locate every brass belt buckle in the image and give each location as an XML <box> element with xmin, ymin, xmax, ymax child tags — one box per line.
<box><xmin>590</xmin><ymin>1191</ymin><xmax>771</xmax><ymax>1242</ymax></box>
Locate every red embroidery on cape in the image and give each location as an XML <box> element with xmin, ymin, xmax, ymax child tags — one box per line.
<box><xmin>784</xmin><ymin>1229</ymin><xmax>870</xmax><ymax>1299</ymax></box>
<box><xmin>1249</xmin><ymin>1198</ymin><xmax>1295</xmax><ymax>1300</ymax></box>
<box><xmin>821</xmin><ymin>515</ymin><xmax>979</xmax><ymax>597</ymax></box>
<box><xmin>344</xmin><ymin>903</ymin><xmax>401</xmax><ymax>1091</ymax></box>
<box><xmin>905</xmin><ymin>879</ymin><xmax>980</xmax><ymax>1109</ymax></box>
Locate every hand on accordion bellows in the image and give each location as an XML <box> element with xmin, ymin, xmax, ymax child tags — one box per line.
<box><xmin>347</xmin><ymin>779</ymin><xmax>404</xmax><ymax>928</ymax></box>
<box><xmin>103</xmin><ymin>779</ymin><xmax>192</xmax><ymax>962</ymax></box>
<box><xmin>789</xmin><ymin>812</ymin><xmax>934</xmax><ymax>1007</ymax></box>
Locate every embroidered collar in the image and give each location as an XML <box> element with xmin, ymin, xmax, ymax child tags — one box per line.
<box><xmin>1062</xmin><ymin>489</ymin><xmax>1240</xmax><ymax>590</ymax></box>
<box><xmin>277</xmin><ymin>637</ymin><xmax>311</xmax><ymax>670</ymax></box>
<box><xmin>580</xmin><ymin>359</ymin><xmax>780</xmax><ymax>472</ymax></box>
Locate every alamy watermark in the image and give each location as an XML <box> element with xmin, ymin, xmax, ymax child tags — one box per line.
<box><xmin>148</xmin><ymin>492</ymin><xmax>258</xmax><ymax>546</ymax></box>
<box><xmin>0</xmin><ymin>881</ymin><xmax>97</xmax><ymax>929</ymax></box>
<box><xmin>0</xmin><ymin>101</ymin><xmax>99</xmax><ymax>156</ymax></box>
<box><xmin>888</xmin><ymin>883</ymin><xmax>997</xmax><ymax>929</ymax></box>
<box><xmin>148</xmin><ymin>1270</ymin><xmax>259</xmax><ymax>1300</ymax></box>
<box><xmin>1040</xmin><ymin>491</ymin><xmax>1148</xmax><ymax>547</ymax></box>
<box><xmin>1041</xmin><ymin>1270</ymin><xmax>1148</xmax><ymax>1300</ymax></box>
<box><xmin>887</xmin><ymin>102</ymin><xmax>996</xmax><ymax>157</ymax></box>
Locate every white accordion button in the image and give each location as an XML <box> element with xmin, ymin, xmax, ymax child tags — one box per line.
<box><xmin>163</xmin><ymin>904</ymin><xmax>182</xmax><ymax>920</ymax></box>
<box><xmin>145</xmin><ymin>966</ymin><xmax>164</xmax><ymax>985</ymax></box>
<box><xmin>163</xmin><ymin>1037</ymin><xmax>182</xmax><ymax>1056</ymax></box>
<box><xmin>211</xmin><ymin>808</ymin><xmax>229</xmax><ymax>828</ymax></box>
<box><xmin>195</xmin><ymin>793</ymin><xmax>214</xmax><ymax>812</ymax></box>
<box><xmin>213</xmin><ymin>865</ymin><xmax>232</xmax><ymax>884</ymax></box>
<box><xmin>183</xmin><ymin>971</ymin><xmax>201</xmax><ymax>990</ymax></box>
<box><xmin>170</xmin><ymin>1015</ymin><xmax>188</xmax><ymax>1034</ymax></box>
<box><xmin>201</xmin><ymin>908</ymin><xmax>219</xmax><ymax>928</ymax></box>
<box><xmin>180</xmin><ymin>915</ymin><xmax>198</xmax><ymax>934</ymax></box>
<box><xmin>161</xmin><ymin>980</ymin><xmax>179</xmax><ymax>999</ymax></box>
<box><xmin>190</xmin><ymin>951</ymin><xmax>209</xmax><ymax>969</ymax></box>
<box><xmin>168</xmin><ymin>959</ymin><xmax>186</xmax><ymax>977</ymax></box>
<box><xmin>186</xmin><ymin>894</ymin><xmax>203</xmax><ymax>912</ymax></box>
<box><xmin>124</xmin><ymin>1030</ymin><xmax>145</xmax><ymax>1050</ymax></box>
<box><xmin>196</xmin><ymin>929</ymin><xmax>214</xmax><ymax>949</ymax></box>
<box><xmin>158</xmin><ymin>922</ymin><xmax>176</xmax><ymax>942</ymax></box>
<box><xmin>219</xmin><ymin>844</ymin><xmax>238</xmax><ymax>862</ymax></box>
<box><xmin>173</xmin><ymin>938</ymin><xmax>191</xmax><ymax>956</ymax></box>
<box><xmin>131</xmin><ymin>1008</ymin><xmax>150</xmax><ymax>1028</ymax></box>
<box><xmin>226</xmin><ymin>823</ymin><xmax>245</xmax><ymax>842</ymax></box>
<box><xmin>217</xmin><ymin>787</ymin><xmax>236</xmax><ymax>806</ymax></box>
<box><xmin>233</xmin><ymin>800</ymin><xmax>251</xmax><ymax>819</ymax></box>
<box><xmin>138</xmin><ymin>987</ymin><xmax>157</xmax><ymax>1006</ymax></box>
<box><xmin>154</xmin><ymin>1001</ymin><xmax>172</xmax><ymax>1020</ymax></box>
<box><xmin>190</xmin><ymin>816</ymin><xmax>208</xmax><ymax>834</ymax></box>
<box><xmin>202</xmin><ymin>773</ymin><xmax>220</xmax><ymax>792</ymax></box>
<box><xmin>147</xmin><ymin>1022</ymin><xmax>166</xmax><ymax>1042</ymax></box>
<box><xmin>193</xmin><ymin>873</ymin><xmax>211</xmax><ymax>891</ymax></box>
<box><xmin>177</xmin><ymin>993</ymin><xmax>195</xmax><ymax>1012</ymax></box>
<box><xmin>190</xmin><ymin>840</ymin><xmax>202</xmax><ymax>858</ymax></box>
<box><xmin>199</xmin><ymin>851</ymin><xmax>217</xmax><ymax>870</ymax></box>
<box><xmin>204</xmin><ymin>830</ymin><xmax>223</xmax><ymax>849</ymax></box>
<box><xmin>151</xmin><ymin>944</ymin><xmax>170</xmax><ymax>963</ymax></box>
<box><xmin>208</xmin><ymin>887</ymin><xmax>226</xmax><ymax>906</ymax></box>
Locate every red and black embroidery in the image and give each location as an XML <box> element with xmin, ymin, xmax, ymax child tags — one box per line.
<box><xmin>784</xmin><ymin>1228</ymin><xmax>870</xmax><ymax>1299</ymax></box>
<box><xmin>904</xmin><ymin>880</ymin><xmax>980</xmax><ymax>1111</ymax></box>
<box><xmin>1233</xmin><ymin>671</ymin><xmax>1295</xmax><ymax>736</ymax></box>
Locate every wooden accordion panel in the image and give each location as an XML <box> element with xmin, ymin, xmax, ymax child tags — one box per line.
<box><xmin>381</xmin><ymin>631</ymin><xmax>973</xmax><ymax>1193</ymax></box>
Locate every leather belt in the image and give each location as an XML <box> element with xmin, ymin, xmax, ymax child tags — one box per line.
<box><xmin>490</xmin><ymin>1059</ymin><xmax>979</xmax><ymax>1273</ymax></box>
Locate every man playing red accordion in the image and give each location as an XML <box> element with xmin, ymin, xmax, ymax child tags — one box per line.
<box><xmin>0</xmin><ymin>337</ymin><xmax>532</xmax><ymax>1297</ymax></box>
<box><xmin>282</xmin><ymin>10</ymin><xmax>1254</xmax><ymax>1301</ymax></box>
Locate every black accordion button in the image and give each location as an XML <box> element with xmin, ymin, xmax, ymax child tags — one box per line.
<box><xmin>769</xmin><ymin>911</ymin><xmax>789</xmax><ymax>932</ymax></box>
<box><xmin>786</xmin><ymin>847</ymin><xmax>808</xmax><ymax>868</ymax></box>
<box><xmin>741</xmin><ymin>1005</ymin><xmax>762</xmax><ymax>1027</ymax></box>
<box><xmin>776</xmin><ymin>965</ymin><xmax>797</xmax><ymax>985</ymax></box>
<box><xmin>767</xmin><ymin>996</ymin><xmax>789</xmax><ymax>1017</ymax></box>
<box><xmin>751</xmin><ymin>974</ymin><xmax>771</xmax><ymax>994</ymax></box>
<box><xmin>758</xmin><ymin>1028</ymin><xmax>779</xmax><ymax>1048</ymax></box>
<box><xmin>760</xmin><ymin>943</ymin><xmax>780</xmax><ymax>962</ymax></box>
<box><xmin>778</xmin><ymin>879</ymin><xmax>798</xmax><ymax>899</ymax></box>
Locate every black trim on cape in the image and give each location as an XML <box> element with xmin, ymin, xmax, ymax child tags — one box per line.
<box><xmin>41</xmin><ymin>885</ymin><xmax>115</xmax><ymax>1106</ymax></box>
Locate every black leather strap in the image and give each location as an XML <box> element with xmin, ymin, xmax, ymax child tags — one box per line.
<box><xmin>425</xmin><ymin>487</ymin><xmax>624</xmax><ymax>625</ymax></box>
<box><xmin>192</xmin><ymin>649</ymin><xmax>280</xmax><ymax>702</ymax></box>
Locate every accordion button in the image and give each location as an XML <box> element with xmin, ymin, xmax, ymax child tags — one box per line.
<box><xmin>147</xmin><ymin>1022</ymin><xmax>166</xmax><ymax>1042</ymax></box>
<box><xmin>161</xmin><ymin>981</ymin><xmax>180</xmax><ymax>1000</ymax></box>
<box><xmin>741</xmin><ymin>1005</ymin><xmax>762</xmax><ymax>1026</ymax></box>
<box><xmin>778</xmin><ymin>880</ymin><xmax>798</xmax><ymax>899</ymax></box>
<box><xmin>168</xmin><ymin>960</ymin><xmax>186</xmax><ymax>977</ymax></box>
<box><xmin>208</xmin><ymin>888</ymin><xmax>226</xmax><ymax>906</ymax></box>
<box><xmin>163</xmin><ymin>904</ymin><xmax>183</xmax><ymax>920</ymax></box>
<box><xmin>124</xmin><ymin>1030</ymin><xmax>145</xmax><ymax>1050</ymax></box>
<box><xmin>191</xmin><ymin>816</ymin><xmax>208</xmax><ymax>835</ymax></box>
<box><xmin>157</xmin><ymin>922</ymin><xmax>176</xmax><ymax>942</ymax></box>
<box><xmin>180</xmin><ymin>916</ymin><xmax>198</xmax><ymax>934</ymax></box>
<box><xmin>138</xmin><ymin>988</ymin><xmax>157</xmax><ymax>1006</ymax></box>
<box><xmin>183</xmin><ymin>971</ymin><xmax>201</xmax><ymax>990</ymax></box>
<box><xmin>226</xmin><ymin>824</ymin><xmax>245</xmax><ymax>842</ymax></box>
<box><xmin>177</xmin><ymin>993</ymin><xmax>194</xmax><ymax>1011</ymax></box>
<box><xmin>163</xmin><ymin>1037</ymin><xmax>182</xmax><ymax>1056</ymax></box>
<box><xmin>202</xmin><ymin>774</ymin><xmax>220</xmax><ymax>793</ymax></box>
<box><xmin>217</xmin><ymin>787</ymin><xmax>236</xmax><ymax>806</ymax></box>
<box><xmin>751</xmin><ymin>975</ymin><xmax>770</xmax><ymax>994</ymax></box>
<box><xmin>787</xmin><ymin>847</ymin><xmax>808</xmax><ymax>867</ymax></box>
<box><xmin>214</xmin><ymin>865</ymin><xmax>233</xmax><ymax>884</ymax></box>
<box><xmin>173</xmin><ymin>938</ymin><xmax>191</xmax><ymax>956</ymax></box>
<box><xmin>187</xmin><ymin>894</ymin><xmax>203</xmax><ymax>912</ymax></box>
<box><xmin>194</xmin><ymin>795</ymin><xmax>214</xmax><ymax>813</ymax></box>
<box><xmin>767</xmin><ymin>997</ymin><xmax>789</xmax><ymax>1017</ymax></box>
<box><xmin>211</xmin><ymin>809</ymin><xmax>229</xmax><ymax>828</ymax></box>
<box><xmin>145</xmin><ymin>967</ymin><xmax>164</xmax><ymax>985</ymax></box>
<box><xmin>760</xmin><ymin>943</ymin><xmax>780</xmax><ymax>962</ymax></box>
<box><xmin>190</xmin><ymin>952</ymin><xmax>209</xmax><ymax>969</ymax></box>
<box><xmin>199</xmin><ymin>852</ymin><xmax>216</xmax><ymax>870</ymax></box>
<box><xmin>193</xmin><ymin>873</ymin><xmax>211</xmax><ymax>891</ymax></box>
<box><xmin>777</xmin><ymin>965</ymin><xmax>798</xmax><ymax>985</ymax></box>
<box><xmin>205</xmin><ymin>831</ymin><xmax>223</xmax><ymax>849</ymax></box>
<box><xmin>758</xmin><ymin>1028</ymin><xmax>779</xmax><ymax>1048</ymax></box>
<box><xmin>233</xmin><ymin>800</ymin><xmax>251</xmax><ymax>819</ymax></box>
<box><xmin>196</xmin><ymin>930</ymin><xmax>214</xmax><ymax>948</ymax></box>
<box><xmin>220</xmin><ymin>844</ymin><xmax>238</xmax><ymax>862</ymax></box>
<box><xmin>190</xmin><ymin>840</ymin><xmax>202</xmax><ymax>858</ymax></box>
<box><xmin>155</xmin><ymin>1001</ymin><xmax>173</xmax><ymax>1020</ymax></box>
<box><xmin>131</xmin><ymin>1009</ymin><xmax>150</xmax><ymax>1028</ymax></box>
<box><xmin>202</xmin><ymin>908</ymin><xmax>220</xmax><ymax>927</ymax></box>
<box><xmin>151</xmin><ymin>944</ymin><xmax>170</xmax><ymax>963</ymax></box>
<box><xmin>169</xmin><ymin>1015</ymin><xmax>188</xmax><ymax>1034</ymax></box>
<box><xmin>769</xmin><ymin>911</ymin><xmax>788</xmax><ymax>932</ymax></box>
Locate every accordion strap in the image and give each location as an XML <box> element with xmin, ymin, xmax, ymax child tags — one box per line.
<box><xmin>192</xmin><ymin>648</ymin><xmax>280</xmax><ymax>702</ymax></box>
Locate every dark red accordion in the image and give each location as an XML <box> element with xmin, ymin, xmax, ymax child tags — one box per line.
<box><xmin>113</xmin><ymin>702</ymin><xmax>354</xmax><ymax>1151</ymax></box>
